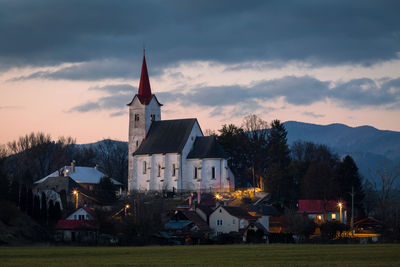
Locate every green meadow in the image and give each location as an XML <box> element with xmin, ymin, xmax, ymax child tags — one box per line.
<box><xmin>1</xmin><ymin>244</ymin><xmax>399</xmax><ymax>266</ymax></box>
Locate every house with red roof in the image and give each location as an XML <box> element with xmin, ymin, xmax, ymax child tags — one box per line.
<box><xmin>298</xmin><ymin>200</ymin><xmax>347</xmax><ymax>223</ymax></box>
<box><xmin>55</xmin><ymin>207</ymin><xmax>99</xmax><ymax>243</ymax></box>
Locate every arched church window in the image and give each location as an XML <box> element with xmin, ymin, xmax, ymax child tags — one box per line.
<box><xmin>194</xmin><ymin>167</ymin><xmax>198</xmax><ymax>179</ymax></box>
<box><xmin>212</xmin><ymin>167</ymin><xmax>216</xmax><ymax>179</ymax></box>
<box><xmin>158</xmin><ymin>165</ymin><xmax>161</xmax><ymax>177</ymax></box>
<box><xmin>150</xmin><ymin>114</ymin><xmax>155</xmax><ymax>121</ymax></box>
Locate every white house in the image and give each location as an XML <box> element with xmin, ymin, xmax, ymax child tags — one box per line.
<box><xmin>128</xmin><ymin>53</ymin><xmax>234</xmax><ymax>193</ymax></box>
<box><xmin>209</xmin><ymin>205</ymin><xmax>257</xmax><ymax>236</ymax></box>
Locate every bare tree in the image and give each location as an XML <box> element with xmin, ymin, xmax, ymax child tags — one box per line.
<box><xmin>6</xmin><ymin>132</ymin><xmax>75</xmax><ymax>183</ymax></box>
<box><xmin>96</xmin><ymin>140</ymin><xmax>128</xmax><ymax>186</ymax></box>
<box><xmin>367</xmin><ymin>163</ymin><xmax>400</xmax><ymax>238</ymax></box>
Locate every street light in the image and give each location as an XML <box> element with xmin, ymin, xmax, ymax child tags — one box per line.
<box><xmin>338</xmin><ymin>202</ymin><xmax>343</xmax><ymax>223</ymax></box>
<box><xmin>73</xmin><ymin>189</ymin><xmax>79</xmax><ymax>210</ymax></box>
<box><xmin>125</xmin><ymin>204</ymin><xmax>130</xmax><ymax>216</ymax></box>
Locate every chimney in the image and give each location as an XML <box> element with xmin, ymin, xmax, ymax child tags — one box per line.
<box><xmin>71</xmin><ymin>160</ymin><xmax>76</xmax><ymax>172</ymax></box>
<box><xmin>94</xmin><ymin>164</ymin><xmax>98</xmax><ymax>170</ymax></box>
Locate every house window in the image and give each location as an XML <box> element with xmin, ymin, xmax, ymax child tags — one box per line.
<box><xmin>136</xmin><ymin>140</ymin><xmax>139</xmax><ymax>148</ymax></box>
<box><xmin>194</xmin><ymin>167</ymin><xmax>198</xmax><ymax>179</ymax></box>
<box><xmin>143</xmin><ymin>161</ymin><xmax>147</xmax><ymax>174</ymax></box>
<box><xmin>86</xmin><ymin>215</ymin><xmax>89</xmax><ymax>220</ymax></box>
<box><xmin>217</xmin><ymin>219</ymin><xmax>223</xmax><ymax>226</ymax></box>
<box><xmin>331</xmin><ymin>213</ymin><xmax>336</xmax><ymax>220</ymax></box>
<box><xmin>233</xmin><ymin>219</ymin><xmax>235</xmax><ymax>224</ymax></box>
<box><xmin>78</xmin><ymin>215</ymin><xmax>84</xmax><ymax>220</ymax></box>
<box><xmin>212</xmin><ymin>167</ymin><xmax>216</xmax><ymax>179</ymax></box>
<box><xmin>150</xmin><ymin>114</ymin><xmax>156</xmax><ymax>121</ymax></box>
<box><xmin>172</xmin><ymin>164</ymin><xmax>176</xmax><ymax>176</ymax></box>
<box><xmin>158</xmin><ymin>165</ymin><xmax>161</xmax><ymax>177</ymax></box>
<box><xmin>74</xmin><ymin>215</ymin><xmax>77</xmax><ymax>220</ymax></box>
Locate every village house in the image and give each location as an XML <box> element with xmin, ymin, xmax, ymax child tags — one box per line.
<box><xmin>209</xmin><ymin>205</ymin><xmax>258</xmax><ymax>236</ymax></box>
<box><xmin>128</xmin><ymin>53</ymin><xmax>234</xmax><ymax>193</ymax></box>
<box><xmin>35</xmin><ymin>161</ymin><xmax>122</xmax><ymax>191</ymax></box>
<box><xmin>55</xmin><ymin>207</ymin><xmax>98</xmax><ymax>243</ymax></box>
<box><xmin>298</xmin><ymin>200</ymin><xmax>347</xmax><ymax>224</ymax></box>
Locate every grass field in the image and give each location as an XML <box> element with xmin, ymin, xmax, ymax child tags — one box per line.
<box><xmin>1</xmin><ymin>244</ymin><xmax>400</xmax><ymax>266</ymax></box>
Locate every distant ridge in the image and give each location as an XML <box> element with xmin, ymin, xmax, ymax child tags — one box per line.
<box><xmin>284</xmin><ymin>121</ymin><xmax>400</xmax><ymax>181</ymax></box>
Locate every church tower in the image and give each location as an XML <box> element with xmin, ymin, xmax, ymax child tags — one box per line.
<box><xmin>127</xmin><ymin>52</ymin><xmax>162</xmax><ymax>190</ymax></box>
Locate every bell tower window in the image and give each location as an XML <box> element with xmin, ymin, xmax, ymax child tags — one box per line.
<box><xmin>150</xmin><ymin>114</ymin><xmax>156</xmax><ymax>121</ymax></box>
<box><xmin>134</xmin><ymin>114</ymin><xmax>140</xmax><ymax>128</ymax></box>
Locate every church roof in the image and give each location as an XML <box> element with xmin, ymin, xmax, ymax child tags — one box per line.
<box><xmin>134</xmin><ymin>119</ymin><xmax>198</xmax><ymax>155</ymax></box>
<box><xmin>187</xmin><ymin>136</ymin><xmax>228</xmax><ymax>159</ymax></box>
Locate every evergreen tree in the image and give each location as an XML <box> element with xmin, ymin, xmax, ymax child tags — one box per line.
<box><xmin>54</xmin><ymin>201</ymin><xmax>62</xmax><ymax>223</ymax></box>
<box><xmin>265</xmin><ymin>120</ymin><xmax>293</xmax><ymax>205</ymax></box>
<box><xmin>337</xmin><ymin>155</ymin><xmax>364</xmax><ymax>216</ymax></box>
<box><xmin>19</xmin><ymin>184</ymin><xmax>27</xmax><ymax>212</ymax></box>
<box><xmin>48</xmin><ymin>199</ymin><xmax>56</xmax><ymax>226</ymax></box>
<box><xmin>40</xmin><ymin>192</ymin><xmax>47</xmax><ymax>225</ymax></box>
<box><xmin>96</xmin><ymin>176</ymin><xmax>117</xmax><ymax>204</ymax></box>
<box><xmin>8</xmin><ymin>180</ymin><xmax>20</xmax><ymax>205</ymax></box>
<box><xmin>217</xmin><ymin>124</ymin><xmax>252</xmax><ymax>188</ymax></box>
<box><xmin>33</xmin><ymin>195</ymin><xmax>41</xmax><ymax>222</ymax></box>
<box><xmin>26</xmin><ymin>187</ymin><xmax>34</xmax><ymax>216</ymax></box>
<box><xmin>0</xmin><ymin>168</ymin><xmax>9</xmax><ymax>201</ymax></box>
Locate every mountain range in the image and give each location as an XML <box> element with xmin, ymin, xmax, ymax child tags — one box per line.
<box><xmin>284</xmin><ymin>121</ymin><xmax>400</xmax><ymax>181</ymax></box>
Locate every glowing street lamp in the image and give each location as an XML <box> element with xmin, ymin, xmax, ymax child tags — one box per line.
<box><xmin>338</xmin><ymin>202</ymin><xmax>343</xmax><ymax>223</ymax></box>
<box><xmin>125</xmin><ymin>204</ymin><xmax>130</xmax><ymax>216</ymax></box>
<box><xmin>73</xmin><ymin>189</ymin><xmax>79</xmax><ymax>209</ymax></box>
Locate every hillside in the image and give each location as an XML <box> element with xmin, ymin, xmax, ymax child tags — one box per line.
<box><xmin>284</xmin><ymin>121</ymin><xmax>400</xmax><ymax>180</ymax></box>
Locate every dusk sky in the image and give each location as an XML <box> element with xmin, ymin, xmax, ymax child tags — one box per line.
<box><xmin>1</xmin><ymin>0</ymin><xmax>400</xmax><ymax>144</ymax></box>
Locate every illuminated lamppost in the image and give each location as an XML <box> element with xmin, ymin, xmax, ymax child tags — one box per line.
<box><xmin>338</xmin><ymin>202</ymin><xmax>343</xmax><ymax>223</ymax></box>
<box><xmin>125</xmin><ymin>204</ymin><xmax>130</xmax><ymax>216</ymax></box>
<box><xmin>73</xmin><ymin>189</ymin><xmax>79</xmax><ymax>210</ymax></box>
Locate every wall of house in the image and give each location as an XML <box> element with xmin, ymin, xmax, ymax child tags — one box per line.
<box><xmin>257</xmin><ymin>216</ymin><xmax>269</xmax><ymax>231</ymax></box>
<box><xmin>209</xmin><ymin>206</ymin><xmax>240</xmax><ymax>234</ymax></box>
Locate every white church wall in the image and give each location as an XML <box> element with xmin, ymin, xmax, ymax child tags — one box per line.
<box><xmin>164</xmin><ymin>153</ymin><xmax>179</xmax><ymax>191</ymax></box>
<box><xmin>185</xmin><ymin>159</ymin><xmax>202</xmax><ymax>191</ymax></box>
<box><xmin>180</xmin><ymin>121</ymin><xmax>203</xmax><ymax>191</ymax></box>
<box><xmin>135</xmin><ymin>155</ymin><xmax>152</xmax><ymax>191</ymax></box>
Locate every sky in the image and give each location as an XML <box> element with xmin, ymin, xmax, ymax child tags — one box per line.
<box><xmin>1</xmin><ymin>0</ymin><xmax>400</xmax><ymax>144</ymax></box>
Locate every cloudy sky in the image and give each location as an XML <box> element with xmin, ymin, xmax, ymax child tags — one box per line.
<box><xmin>1</xmin><ymin>0</ymin><xmax>400</xmax><ymax>144</ymax></box>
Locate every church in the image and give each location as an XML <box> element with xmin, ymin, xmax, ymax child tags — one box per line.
<box><xmin>127</xmin><ymin>53</ymin><xmax>235</xmax><ymax>193</ymax></box>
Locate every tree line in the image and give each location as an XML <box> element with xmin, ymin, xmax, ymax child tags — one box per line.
<box><xmin>215</xmin><ymin>115</ymin><xmax>364</xmax><ymax>213</ymax></box>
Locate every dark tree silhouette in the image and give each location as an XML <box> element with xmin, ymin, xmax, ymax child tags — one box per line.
<box><xmin>265</xmin><ymin>120</ymin><xmax>293</xmax><ymax>205</ymax></box>
<box><xmin>337</xmin><ymin>155</ymin><xmax>364</xmax><ymax>217</ymax></box>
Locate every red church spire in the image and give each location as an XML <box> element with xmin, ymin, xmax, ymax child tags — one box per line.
<box><xmin>137</xmin><ymin>50</ymin><xmax>153</xmax><ymax>104</ymax></box>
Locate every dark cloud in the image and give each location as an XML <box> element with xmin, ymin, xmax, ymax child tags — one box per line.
<box><xmin>8</xmin><ymin>60</ymin><xmax>164</xmax><ymax>81</ymax></box>
<box><xmin>71</xmin><ymin>76</ymin><xmax>400</xmax><ymax>117</ymax></box>
<box><xmin>1</xmin><ymin>0</ymin><xmax>400</xmax><ymax>74</ymax></box>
